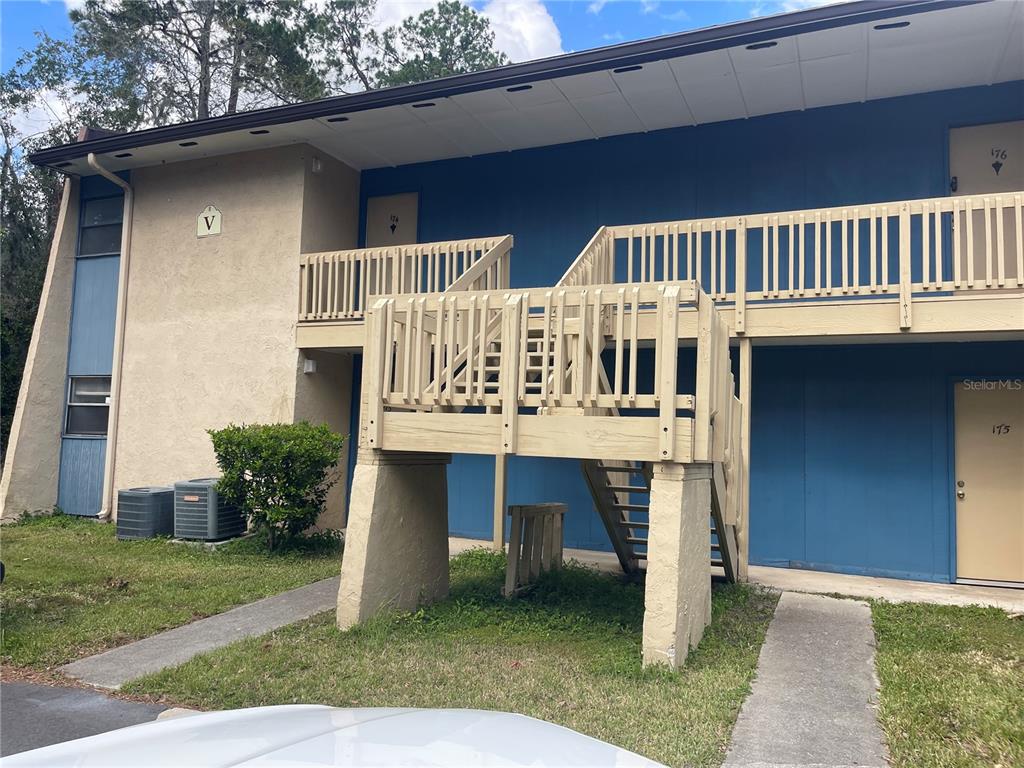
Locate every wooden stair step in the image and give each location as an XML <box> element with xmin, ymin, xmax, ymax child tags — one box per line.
<box><xmin>606</xmin><ymin>485</ymin><xmax>649</xmax><ymax>494</ymax></box>
<box><xmin>612</xmin><ymin>502</ymin><xmax>649</xmax><ymax>511</ymax></box>
<box><xmin>625</xmin><ymin>536</ymin><xmax>648</xmax><ymax>545</ymax></box>
<box><xmin>616</xmin><ymin>520</ymin><xmax>649</xmax><ymax>529</ymax></box>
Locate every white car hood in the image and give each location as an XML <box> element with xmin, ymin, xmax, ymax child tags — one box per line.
<box><xmin>4</xmin><ymin>705</ymin><xmax>667</xmax><ymax>767</ymax></box>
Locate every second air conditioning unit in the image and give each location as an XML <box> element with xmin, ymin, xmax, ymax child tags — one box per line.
<box><xmin>117</xmin><ymin>486</ymin><xmax>174</xmax><ymax>540</ymax></box>
<box><xmin>173</xmin><ymin>478</ymin><xmax>245</xmax><ymax>541</ymax></box>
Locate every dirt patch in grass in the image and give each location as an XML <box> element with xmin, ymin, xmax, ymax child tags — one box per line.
<box><xmin>0</xmin><ymin>514</ymin><xmax>341</xmax><ymax>669</ymax></box>
<box><xmin>126</xmin><ymin>549</ymin><xmax>778</xmax><ymax>767</ymax></box>
<box><xmin>873</xmin><ymin>601</ymin><xmax>1024</xmax><ymax>768</ymax></box>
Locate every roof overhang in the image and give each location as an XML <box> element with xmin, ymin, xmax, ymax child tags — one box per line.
<box><xmin>29</xmin><ymin>0</ymin><xmax>1023</xmax><ymax>175</ymax></box>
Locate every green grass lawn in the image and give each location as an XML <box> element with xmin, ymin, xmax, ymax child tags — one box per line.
<box><xmin>873</xmin><ymin>601</ymin><xmax>1024</xmax><ymax>768</ymax></box>
<box><xmin>0</xmin><ymin>514</ymin><xmax>342</xmax><ymax>669</ymax></box>
<box><xmin>126</xmin><ymin>549</ymin><xmax>778</xmax><ymax>767</ymax></box>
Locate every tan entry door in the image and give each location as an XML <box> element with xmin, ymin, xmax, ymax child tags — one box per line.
<box><xmin>949</xmin><ymin>121</ymin><xmax>1024</xmax><ymax>286</ymax></box>
<box><xmin>954</xmin><ymin>380</ymin><xmax>1024</xmax><ymax>585</ymax></box>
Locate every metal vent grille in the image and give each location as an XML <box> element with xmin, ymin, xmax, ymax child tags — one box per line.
<box><xmin>117</xmin><ymin>486</ymin><xmax>174</xmax><ymax>540</ymax></box>
<box><xmin>173</xmin><ymin>478</ymin><xmax>245</xmax><ymax>541</ymax></box>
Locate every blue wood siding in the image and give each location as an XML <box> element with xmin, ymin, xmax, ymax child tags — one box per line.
<box><xmin>359</xmin><ymin>81</ymin><xmax>1024</xmax><ymax>580</ymax></box>
<box><xmin>361</xmin><ymin>81</ymin><xmax>1023</xmax><ymax>292</ymax></box>
<box><xmin>67</xmin><ymin>255</ymin><xmax>119</xmax><ymax>376</ymax></box>
<box><xmin>750</xmin><ymin>342</ymin><xmax>1024</xmax><ymax>583</ymax></box>
<box><xmin>57</xmin><ymin>438</ymin><xmax>107</xmax><ymax>517</ymax></box>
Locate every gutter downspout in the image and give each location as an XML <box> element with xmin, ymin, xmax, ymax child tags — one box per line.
<box><xmin>87</xmin><ymin>153</ymin><xmax>133</xmax><ymax>522</ymax></box>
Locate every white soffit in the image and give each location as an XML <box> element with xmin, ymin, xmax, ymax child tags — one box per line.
<box><xmin>77</xmin><ymin>1</ymin><xmax>1023</xmax><ymax>176</ymax></box>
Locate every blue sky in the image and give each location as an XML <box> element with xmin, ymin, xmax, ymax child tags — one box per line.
<box><xmin>1</xmin><ymin>0</ymin><xmax>816</xmax><ymax>73</ymax></box>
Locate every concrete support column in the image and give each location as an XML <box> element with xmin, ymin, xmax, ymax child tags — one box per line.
<box><xmin>336</xmin><ymin>449</ymin><xmax>451</xmax><ymax>630</ymax></box>
<box><xmin>642</xmin><ymin>462</ymin><xmax>713</xmax><ymax>669</ymax></box>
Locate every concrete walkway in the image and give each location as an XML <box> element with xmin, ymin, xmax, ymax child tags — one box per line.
<box><xmin>450</xmin><ymin>538</ymin><xmax>1023</xmax><ymax>611</ymax></box>
<box><xmin>62</xmin><ymin>577</ymin><xmax>340</xmax><ymax>689</ymax></box>
<box><xmin>61</xmin><ymin>538</ymin><xmax>1019</xmax><ymax>691</ymax></box>
<box><xmin>746</xmin><ymin>565</ymin><xmax>1024</xmax><ymax>612</ymax></box>
<box><xmin>723</xmin><ymin>592</ymin><xmax>889</xmax><ymax>768</ymax></box>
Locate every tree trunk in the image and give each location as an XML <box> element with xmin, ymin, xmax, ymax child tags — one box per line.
<box><xmin>196</xmin><ymin>4</ymin><xmax>215</xmax><ymax>119</ymax></box>
<box><xmin>226</xmin><ymin>7</ymin><xmax>244</xmax><ymax>114</ymax></box>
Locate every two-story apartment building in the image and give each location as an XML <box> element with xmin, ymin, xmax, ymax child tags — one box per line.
<box><xmin>3</xmin><ymin>0</ymin><xmax>1021</xmax><ymax>649</ymax></box>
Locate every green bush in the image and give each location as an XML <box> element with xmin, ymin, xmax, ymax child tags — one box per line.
<box><xmin>208</xmin><ymin>422</ymin><xmax>346</xmax><ymax>550</ymax></box>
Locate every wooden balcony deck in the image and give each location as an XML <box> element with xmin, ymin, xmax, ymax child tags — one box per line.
<box><xmin>296</xmin><ymin>190</ymin><xmax>1024</xmax><ymax>349</ymax></box>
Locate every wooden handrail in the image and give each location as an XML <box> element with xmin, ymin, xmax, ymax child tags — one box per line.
<box><xmin>558</xmin><ymin>190</ymin><xmax>1024</xmax><ymax>332</ymax></box>
<box><xmin>298</xmin><ymin>235</ymin><xmax>512</xmax><ymax>321</ymax></box>
<box><xmin>447</xmin><ymin>235</ymin><xmax>513</xmax><ymax>292</ymax></box>
<box><xmin>364</xmin><ymin>282</ymin><xmax>732</xmax><ymax>460</ymax></box>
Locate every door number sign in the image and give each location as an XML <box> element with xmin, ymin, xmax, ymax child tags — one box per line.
<box><xmin>991</xmin><ymin>147</ymin><xmax>1008</xmax><ymax>176</ymax></box>
<box><xmin>197</xmin><ymin>204</ymin><xmax>222</xmax><ymax>238</ymax></box>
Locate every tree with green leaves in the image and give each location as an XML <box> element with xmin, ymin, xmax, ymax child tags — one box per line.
<box><xmin>68</xmin><ymin>0</ymin><xmax>328</xmax><ymax>121</ymax></box>
<box><xmin>371</xmin><ymin>0</ymin><xmax>509</xmax><ymax>88</ymax></box>
<box><xmin>1</xmin><ymin>0</ymin><xmax>509</xmax><ymax>459</ymax></box>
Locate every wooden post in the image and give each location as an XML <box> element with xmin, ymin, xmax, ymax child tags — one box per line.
<box><xmin>362</xmin><ymin>299</ymin><xmax>388</xmax><ymax>450</ymax></box>
<box><xmin>737</xmin><ymin>337</ymin><xmax>752</xmax><ymax>582</ymax></box>
<box><xmin>693</xmin><ymin>292</ymin><xmax>713</xmax><ymax>462</ymax></box>
<box><xmin>493</xmin><ymin>454</ymin><xmax>507</xmax><ymax>550</ymax></box>
<box><xmin>735</xmin><ymin>218</ymin><xmax>746</xmax><ymax>334</ymax></box>
<box><xmin>658</xmin><ymin>285</ymin><xmax>680</xmax><ymax>461</ymax></box>
<box><xmin>899</xmin><ymin>202</ymin><xmax>912</xmax><ymax>330</ymax></box>
<box><xmin>500</xmin><ymin>294</ymin><xmax>522</xmax><ymax>454</ymax></box>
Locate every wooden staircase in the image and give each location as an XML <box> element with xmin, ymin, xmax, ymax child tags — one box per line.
<box><xmin>582</xmin><ymin>458</ymin><xmax>738</xmax><ymax>582</ymax></box>
<box><xmin>370</xmin><ymin>274</ymin><xmax>743</xmax><ymax>585</ymax></box>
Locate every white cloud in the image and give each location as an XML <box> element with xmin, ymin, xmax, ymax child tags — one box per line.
<box><xmin>372</xmin><ymin>0</ymin><xmax>440</xmax><ymax>28</ymax></box>
<box><xmin>368</xmin><ymin>1</ymin><xmax>562</xmax><ymax>64</ymax></box>
<box><xmin>659</xmin><ymin>5</ymin><xmax>690</xmax><ymax>22</ymax></box>
<box><xmin>588</xmin><ymin>0</ymin><xmax>608</xmax><ymax>13</ymax></box>
<box><xmin>7</xmin><ymin>87</ymin><xmax>81</xmax><ymax>147</ymax></box>
<box><xmin>749</xmin><ymin>0</ymin><xmax>845</xmax><ymax>18</ymax></box>
<box><xmin>481</xmin><ymin>0</ymin><xmax>564</xmax><ymax>62</ymax></box>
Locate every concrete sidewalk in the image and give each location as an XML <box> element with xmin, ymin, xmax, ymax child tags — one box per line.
<box><xmin>60</xmin><ymin>538</ymin><xmax>1019</xmax><ymax>691</ymax></box>
<box><xmin>451</xmin><ymin>537</ymin><xmax>1023</xmax><ymax>611</ymax></box>
<box><xmin>723</xmin><ymin>592</ymin><xmax>889</xmax><ymax>768</ymax></box>
<box><xmin>747</xmin><ymin>565</ymin><xmax>1024</xmax><ymax>612</ymax></box>
<box><xmin>61</xmin><ymin>577</ymin><xmax>340</xmax><ymax>689</ymax></box>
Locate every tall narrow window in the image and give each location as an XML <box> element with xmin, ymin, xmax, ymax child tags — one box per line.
<box><xmin>65</xmin><ymin>376</ymin><xmax>111</xmax><ymax>436</ymax></box>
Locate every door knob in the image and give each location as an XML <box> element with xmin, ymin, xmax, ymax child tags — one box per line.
<box><xmin>956</xmin><ymin>490</ymin><xmax>966</xmax><ymax>500</ymax></box>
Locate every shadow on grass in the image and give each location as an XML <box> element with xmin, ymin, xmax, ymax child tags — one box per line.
<box><xmin>349</xmin><ymin>548</ymin><xmax>772</xmax><ymax>680</ymax></box>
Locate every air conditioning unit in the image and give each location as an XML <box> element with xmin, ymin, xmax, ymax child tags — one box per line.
<box><xmin>117</xmin><ymin>486</ymin><xmax>174</xmax><ymax>540</ymax></box>
<box><xmin>173</xmin><ymin>478</ymin><xmax>245</xmax><ymax>541</ymax></box>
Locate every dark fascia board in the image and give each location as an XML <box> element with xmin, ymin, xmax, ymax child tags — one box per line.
<box><xmin>29</xmin><ymin>0</ymin><xmax>978</xmax><ymax>170</ymax></box>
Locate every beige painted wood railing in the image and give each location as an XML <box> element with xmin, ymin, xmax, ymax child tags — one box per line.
<box><xmin>298</xmin><ymin>235</ymin><xmax>512</xmax><ymax>321</ymax></box>
<box><xmin>559</xmin><ymin>191</ymin><xmax>1024</xmax><ymax>331</ymax></box>
<box><xmin>361</xmin><ymin>281</ymin><xmax>741</xmax><ymax>468</ymax></box>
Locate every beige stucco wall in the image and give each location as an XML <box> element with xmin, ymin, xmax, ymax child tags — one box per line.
<box><xmin>1</xmin><ymin>179</ymin><xmax>79</xmax><ymax>520</ymax></box>
<box><xmin>293</xmin><ymin>150</ymin><xmax>361</xmax><ymax>528</ymax></box>
<box><xmin>294</xmin><ymin>350</ymin><xmax>354</xmax><ymax>529</ymax></box>
<box><xmin>300</xmin><ymin>151</ymin><xmax>359</xmax><ymax>254</ymax></box>
<box><xmin>111</xmin><ymin>144</ymin><xmax>359</xmax><ymax>525</ymax></box>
